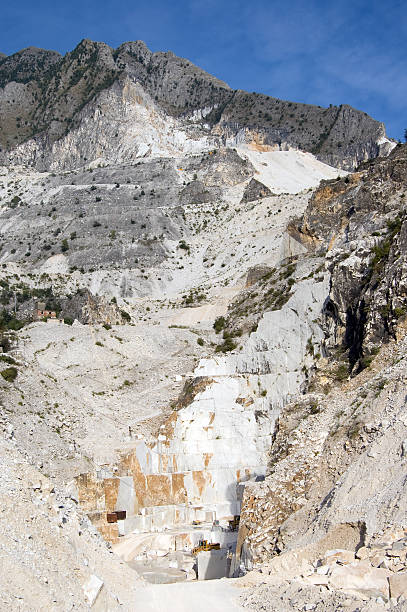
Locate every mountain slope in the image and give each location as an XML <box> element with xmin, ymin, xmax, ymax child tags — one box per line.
<box><xmin>0</xmin><ymin>39</ymin><xmax>394</xmax><ymax>170</ymax></box>
<box><xmin>0</xmin><ymin>38</ymin><xmax>405</xmax><ymax>610</ymax></box>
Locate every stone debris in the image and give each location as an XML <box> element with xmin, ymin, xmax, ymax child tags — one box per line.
<box><xmin>329</xmin><ymin>563</ymin><xmax>391</xmax><ymax>599</ymax></box>
<box><xmin>82</xmin><ymin>574</ymin><xmax>103</xmax><ymax>606</ymax></box>
<box><xmin>324</xmin><ymin>549</ymin><xmax>355</xmax><ymax>565</ymax></box>
<box><xmin>242</xmin><ymin>532</ymin><xmax>407</xmax><ymax>610</ymax></box>
<box><xmin>0</xmin><ymin>434</ymin><xmax>140</xmax><ymax>610</ymax></box>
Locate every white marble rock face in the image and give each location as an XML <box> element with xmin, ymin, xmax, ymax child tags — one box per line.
<box><xmin>107</xmin><ymin>273</ymin><xmax>329</xmax><ymax>539</ymax></box>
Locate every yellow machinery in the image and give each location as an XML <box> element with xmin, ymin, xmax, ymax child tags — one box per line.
<box><xmin>192</xmin><ymin>540</ymin><xmax>220</xmax><ymax>555</ymax></box>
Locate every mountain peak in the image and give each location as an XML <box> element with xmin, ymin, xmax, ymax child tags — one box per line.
<box><xmin>0</xmin><ymin>39</ymin><xmax>390</xmax><ymax>171</ymax></box>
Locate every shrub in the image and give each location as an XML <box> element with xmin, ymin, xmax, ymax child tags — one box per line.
<box><xmin>309</xmin><ymin>401</ymin><xmax>319</xmax><ymax>414</ymax></box>
<box><xmin>61</xmin><ymin>239</ymin><xmax>69</xmax><ymax>252</ymax></box>
<box><xmin>387</xmin><ymin>216</ymin><xmax>402</xmax><ymax>234</ymax></box>
<box><xmin>379</xmin><ymin>304</ymin><xmax>390</xmax><ymax>318</ymax></box>
<box><xmin>334</xmin><ymin>363</ymin><xmax>348</xmax><ymax>381</ymax></box>
<box><xmin>213</xmin><ymin>316</ymin><xmax>226</xmax><ymax>333</ymax></box>
<box><xmin>179</xmin><ymin>240</ymin><xmax>190</xmax><ymax>252</ymax></box>
<box><xmin>371</xmin><ymin>240</ymin><xmax>390</xmax><ymax>267</ymax></box>
<box><xmin>0</xmin><ymin>337</ymin><xmax>11</xmax><ymax>352</ymax></box>
<box><xmin>360</xmin><ymin>354</ymin><xmax>374</xmax><ymax>370</ymax></box>
<box><xmin>63</xmin><ymin>317</ymin><xmax>74</xmax><ymax>326</ymax></box>
<box><xmin>120</xmin><ymin>309</ymin><xmax>131</xmax><ymax>322</ymax></box>
<box><xmin>215</xmin><ymin>337</ymin><xmax>237</xmax><ymax>353</ymax></box>
<box><xmin>0</xmin><ymin>311</ymin><xmax>25</xmax><ymax>331</ymax></box>
<box><xmin>102</xmin><ymin>323</ymin><xmax>112</xmax><ymax>330</ymax></box>
<box><xmin>0</xmin><ymin>355</ymin><xmax>16</xmax><ymax>365</ymax></box>
<box><xmin>197</xmin><ymin>337</ymin><xmax>204</xmax><ymax>346</ymax></box>
<box><xmin>1</xmin><ymin>366</ymin><xmax>17</xmax><ymax>382</ymax></box>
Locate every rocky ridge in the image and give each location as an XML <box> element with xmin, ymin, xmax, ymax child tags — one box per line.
<box><xmin>0</xmin><ymin>39</ymin><xmax>395</xmax><ymax>170</ymax></box>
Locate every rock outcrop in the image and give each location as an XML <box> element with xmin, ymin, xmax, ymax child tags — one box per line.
<box><xmin>236</xmin><ymin>145</ymin><xmax>407</xmax><ymax>591</ymax></box>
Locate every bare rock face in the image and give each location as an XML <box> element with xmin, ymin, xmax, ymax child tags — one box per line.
<box><xmin>241</xmin><ymin>178</ymin><xmax>274</xmax><ymax>203</ymax></box>
<box><xmin>0</xmin><ymin>148</ymin><xmax>253</xmax><ymax>277</ymax></box>
<box><xmin>235</xmin><ymin>144</ymin><xmax>407</xmax><ymax>578</ymax></box>
<box><xmin>0</xmin><ymin>39</ymin><xmax>392</xmax><ymax>171</ymax></box>
<box><xmin>299</xmin><ymin>144</ymin><xmax>407</xmax><ymax>372</ymax></box>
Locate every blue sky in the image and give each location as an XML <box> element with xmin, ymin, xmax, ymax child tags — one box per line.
<box><xmin>1</xmin><ymin>0</ymin><xmax>406</xmax><ymax>139</ymax></box>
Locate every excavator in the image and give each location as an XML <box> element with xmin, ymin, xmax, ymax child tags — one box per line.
<box><xmin>192</xmin><ymin>540</ymin><xmax>220</xmax><ymax>555</ymax></box>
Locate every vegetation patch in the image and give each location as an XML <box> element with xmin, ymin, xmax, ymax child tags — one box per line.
<box><xmin>0</xmin><ymin>355</ymin><xmax>16</xmax><ymax>365</ymax></box>
<box><xmin>1</xmin><ymin>366</ymin><xmax>18</xmax><ymax>382</ymax></box>
<box><xmin>213</xmin><ymin>316</ymin><xmax>226</xmax><ymax>333</ymax></box>
<box><xmin>334</xmin><ymin>362</ymin><xmax>349</xmax><ymax>381</ymax></box>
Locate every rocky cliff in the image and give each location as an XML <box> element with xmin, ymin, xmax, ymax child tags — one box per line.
<box><xmin>235</xmin><ymin>145</ymin><xmax>407</xmax><ymax>599</ymax></box>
